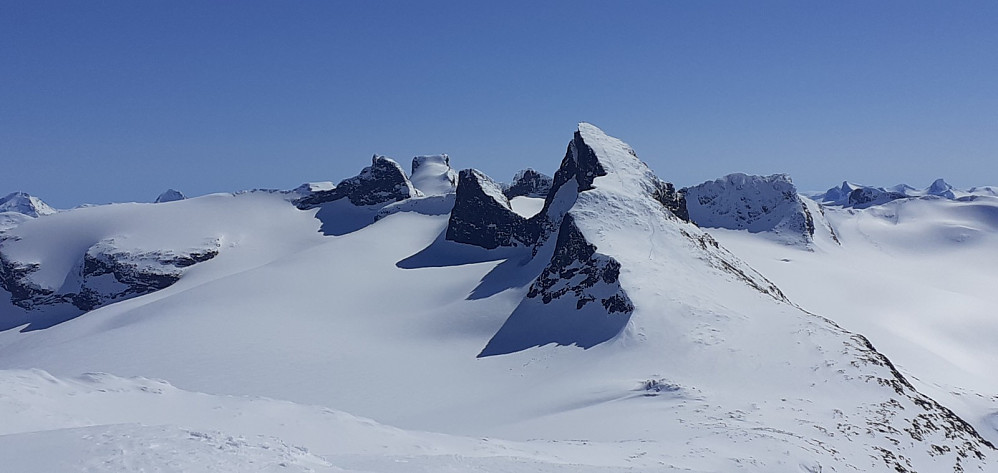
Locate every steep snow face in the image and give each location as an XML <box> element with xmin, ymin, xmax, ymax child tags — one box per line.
<box><xmin>683</xmin><ymin>173</ymin><xmax>815</xmax><ymax>245</ymax></box>
<box><xmin>0</xmin><ymin>192</ymin><xmax>57</xmax><ymax>217</ymax></box>
<box><xmin>484</xmin><ymin>125</ymin><xmax>788</xmax><ymax>355</ymax></box>
<box><xmin>410</xmin><ymin>155</ymin><xmax>458</xmax><ymax>196</ymax></box>
<box><xmin>154</xmin><ymin>189</ymin><xmax>186</xmax><ymax>203</ymax></box>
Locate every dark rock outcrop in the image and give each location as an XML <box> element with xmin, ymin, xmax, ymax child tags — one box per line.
<box><xmin>1</xmin><ymin>238</ymin><xmax>218</xmax><ymax>312</ymax></box>
<box><xmin>652</xmin><ymin>179</ymin><xmax>689</xmax><ymax>222</ymax></box>
<box><xmin>295</xmin><ymin>155</ymin><xmax>419</xmax><ymax>210</ymax></box>
<box><xmin>504</xmin><ymin>169</ymin><xmax>553</xmax><ymax>199</ymax></box>
<box><xmin>154</xmin><ymin>189</ymin><xmax>186</xmax><ymax>203</ymax></box>
<box><xmin>848</xmin><ymin>187</ymin><xmax>907</xmax><ymax>209</ymax></box>
<box><xmin>445</xmin><ymin>169</ymin><xmax>534</xmax><ymax>250</ymax></box>
<box><xmin>478</xmin><ymin>214</ymin><xmax>632</xmax><ymax>357</ymax></box>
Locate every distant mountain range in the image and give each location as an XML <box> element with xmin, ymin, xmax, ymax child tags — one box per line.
<box><xmin>1</xmin><ymin>124</ymin><xmax>996</xmax><ymax>472</ymax></box>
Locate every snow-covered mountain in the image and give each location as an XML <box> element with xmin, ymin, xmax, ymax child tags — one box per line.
<box><xmin>683</xmin><ymin>173</ymin><xmax>818</xmax><ymax>245</ymax></box>
<box><xmin>0</xmin><ymin>191</ymin><xmax>57</xmax><ymax>217</ymax></box>
<box><xmin>816</xmin><ymin>178</ymin><xmax>991</xmax><ymax>208</ymax></box>
<box><xmin>1</xmin><ymin>124</ymin><xmax>995</xmax><ymax>472</ymax></box>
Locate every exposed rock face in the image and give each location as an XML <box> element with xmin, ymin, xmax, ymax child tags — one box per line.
<box><xmin>0</xmin><ymin>237</ymin><xmax>219</xmax><ymax>312</ymax></box>
<box><xmin>410</xmin><ymin>155</ymin><xmax>458</xmax><ymax>196</ymax></box>
<box><xmin>154</xmin><ymin>189</ymin><xmax>186</xmax><ymax>203</ymax></box>
<box><xmin>683</xmin><ymin>173</ymin><xmax>814</xmax><ymax>244</ymax></box>
<box><xmin>652</xmin><ymin>179</ymin><xmax>689</xmax><ymax>222</ymax></box>
<box><xmin>504</xmin><ymin>169</ymin><xmax>553</xmax><ymax>199</ymax></box>
<box><xmin>0</xmin><ymin>192</ymin><xmax>56</xmax><ymax>217</ymax></box>
<box><xmin>295</xmin><ymin>156</ymin><xmax>420</xmax><ymax>210</ymax></box>
<box><xmin>445</xmin><ymin>169</ymin><xmax>533</xmax><ymax>250</ymax></box>
<box><xmin>848</xmin><ymin>187</ymin><xmax>908</xmax><ymax>209</ymax></box>
<box><xmin>478</xmin><ymin>214</ymin><xmax>632</xmax><ymax>357</ymax></box>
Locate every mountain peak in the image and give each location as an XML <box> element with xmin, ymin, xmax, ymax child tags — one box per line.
<box><xmin>927</xmin><ymin>178</ymin><xmax>954</xmax><ymax>196</ymax></box>
<box><xmin>0</xmin><ymin>191</ymin><xmax>57</xmax><ymax>217</ymax></box>
<box><xmin>683</xmin><ymin>173</ymin><xmax>815</xmax><ymax>245</ymax></box>
<box><xmin>154</xmin><ymin>189</ymin><xmax>187</xmax><ymax>203</ymax></box>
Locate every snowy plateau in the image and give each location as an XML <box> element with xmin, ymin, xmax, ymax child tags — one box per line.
<box><xmin>1</xmin><ymin>124</ymin><xmax>997</xmax><ymax>472</ymax></box>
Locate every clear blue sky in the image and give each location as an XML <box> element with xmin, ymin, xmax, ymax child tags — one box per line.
<box><xmin>3</xmin><ymin>1</ymin><xmax>996</xmax><ymax>208</ymax></box>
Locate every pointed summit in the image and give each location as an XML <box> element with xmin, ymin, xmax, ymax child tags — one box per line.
<box><xmin>154</xmin><ymin>189</ymin><xmax>187</xmax><ymax>203</ymax></box>
<box><xmin>0</xmin><ymin>192</ymin><xmax>57</xmax><ymax>217</ymax></box>
<box><xmin>927</xmin><ymin>178</ymin><xmax>955</xmax><ymax>198</ymax></box>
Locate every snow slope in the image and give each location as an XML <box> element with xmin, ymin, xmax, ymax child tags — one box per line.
<box><xmin>705</xmin><ymin>194</ymin><xmax>998</xmax><ymax>447</ymax></box>
<box><xmin>0</xmin><ymin>124</ymin><xmax>994</xmax><ymax>471</ymax></box>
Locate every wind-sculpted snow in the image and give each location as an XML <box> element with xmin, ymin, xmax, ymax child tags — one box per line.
<box><xmin>684</xmin><ymin>173</ymin><xmax>815</xmax><ymax>245</ymax></box>
<box><xmin>410</xmin><ymin>154</ymin><xmax>458</xmax><ymax>196</ymax></box>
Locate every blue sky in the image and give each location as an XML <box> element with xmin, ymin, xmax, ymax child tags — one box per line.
<box><xmin>2</xmin><ymin>1</ymin><xmax>996</xmax><ymax>208</ymax></box>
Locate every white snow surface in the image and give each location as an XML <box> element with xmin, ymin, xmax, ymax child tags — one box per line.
<box><xmin>509</xmin><ymin>196</ymin><xmax>544</xmax><ymax>218</ymax></box>
<box><xmin>410</xmin><ymin>154</ymin><xmax>458</xmax><ymax>196</ymax></box>
<box><xmin>0</xmin><ymin>124</ymin><xmax>994</xmax><ymax>471</ymax></box>
<box><xmin>0</xmin><ymin>212</ymin><xmax>32</xmax><ymax>232</ymax></box>
<box><xmin>706</xmin><ymin>194</ymin><xmax>998</xmax><ymax>445</ymax></box>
